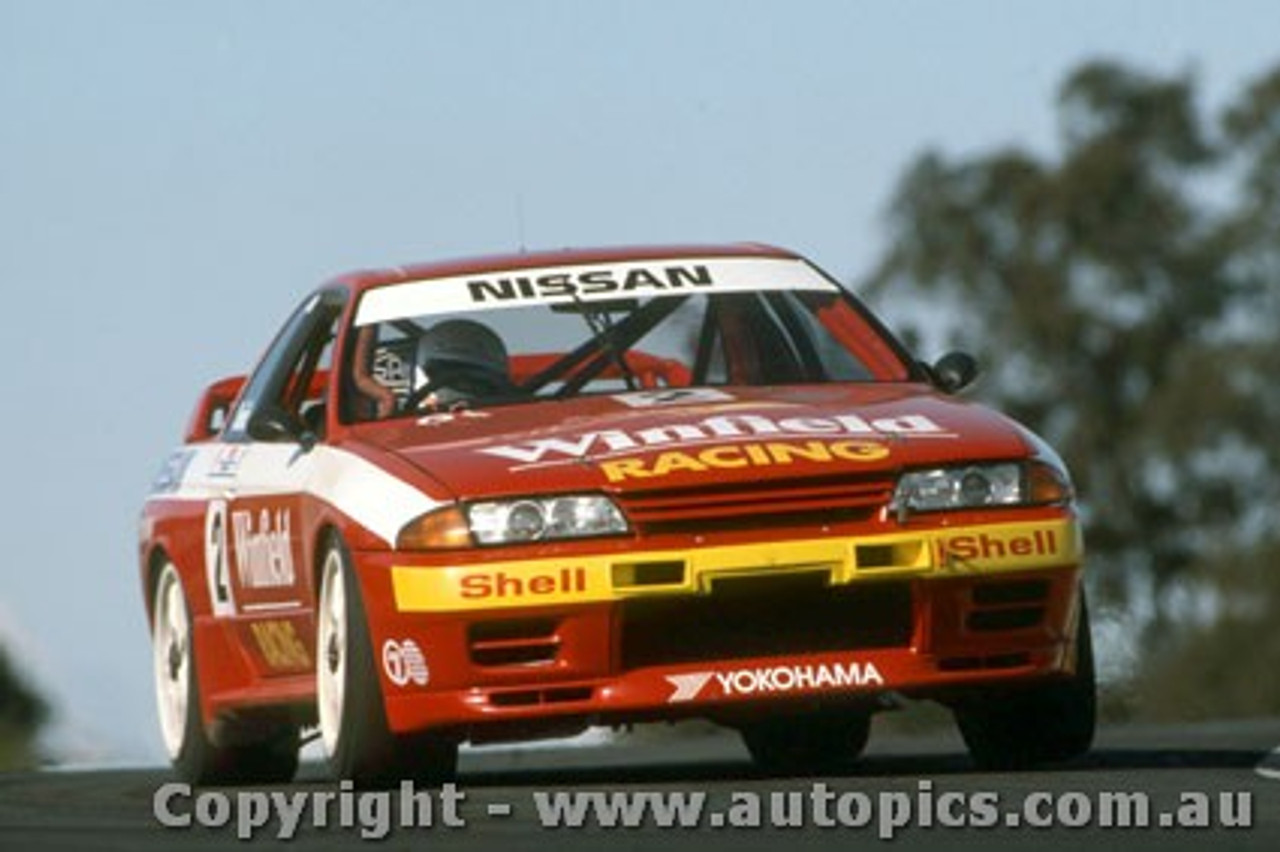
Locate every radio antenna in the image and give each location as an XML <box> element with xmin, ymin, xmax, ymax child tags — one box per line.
<box><xmin>515</xmin><ymin>193</ymin><xmax>527</xmax><ymax>253</ymax></box>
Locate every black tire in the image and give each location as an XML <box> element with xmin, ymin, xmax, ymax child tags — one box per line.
<box><xmin>316</xmin><ymin>534</ymin><xmax>457</xmax><ymax>788</ymax></box>
<box><xmin>152</xmin><ymin>561</ymin><xmax>299</xmax><ymax>785</ymax></box>
<box><xmin>739</xmin><ymin>708</ymin><xmax>872</xmax><ymax>775</ymax></box>
<box><xmin>954</xmin><ymin>594</ymin><xmax>1097</xmax><ymax>770</ymax></box>
<box><xmin>183</xmin><ymin>722</ymin><xmax>300</xmax><ymax>787</ymax></box>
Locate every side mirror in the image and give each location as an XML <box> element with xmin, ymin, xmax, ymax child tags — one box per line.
<box><xmin>247</xmin><ymin>403</ymin><xmax>316</xmax><ymax>450</ymax></box>
<box><xmin>930</xmin><ymin>351</ymin><xmax>979</xmax><ymax>394</ymax></box>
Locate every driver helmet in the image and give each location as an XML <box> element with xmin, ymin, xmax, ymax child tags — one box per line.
<box><xmin>412</xmin><ymin>318</ymin><xmax>509</xmax><ymax>390</ymax></box>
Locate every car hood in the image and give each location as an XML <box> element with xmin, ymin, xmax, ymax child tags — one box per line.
<box><xmin>355</xmin><ymin>385</ymin><xmax>1035</xmax><ymax>501</ymax></box>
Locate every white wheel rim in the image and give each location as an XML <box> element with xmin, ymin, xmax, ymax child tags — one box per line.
<box><xmin>316</xmin><ymin>550</ymin><xmax>347</xmax><ymax>757</ymax></box>
<box><xmin>152</xmin><ymin>564</ymin><xmax>191</xmax><ymax>760</ymax></box>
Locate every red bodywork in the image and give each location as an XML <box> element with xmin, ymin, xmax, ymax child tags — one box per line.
<box><xmin>139</xmin><ymin>243</ymin><xmax>1085</xmax><ymax>745</ymax></box>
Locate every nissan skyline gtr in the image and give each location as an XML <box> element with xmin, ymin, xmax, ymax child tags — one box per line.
<box><xmin>139</xmin><ymin>243</ymin><xmax>1094</xmax><ymax>785</ymax></box>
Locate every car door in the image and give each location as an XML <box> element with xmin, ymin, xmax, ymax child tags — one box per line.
<box><xmin>213</xmin><ymin>289</ymin><xmax>345</xmax><ymax>680</ymax></box>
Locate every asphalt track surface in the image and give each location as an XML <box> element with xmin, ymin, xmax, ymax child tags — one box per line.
<box><xmin>2</xmin><ymin>719</ymin><xmax>1277</xmax><ymax>851</ymax></box>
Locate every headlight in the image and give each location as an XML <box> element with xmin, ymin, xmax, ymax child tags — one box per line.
<box><xmin>397</xmin><ymin>494</ymin><xmax>630</xmax><ymax>550</ymax></box>
<box><xmin>890</xmin><ymin>461</ymin><xmax>1070</xmax><ymax>519</ymax></box>
<box><xmin>469</xmin><ymin>495</ymin><xmax>629</xmax><ymax>545</ymax></box>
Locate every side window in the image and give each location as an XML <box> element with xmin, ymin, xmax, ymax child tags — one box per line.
<box><xmin>341</xmin><ymin>321</ymin><xmax>420</xmax><ymax>423</ymax></box>
<box><xmin>785</xmin><ymin>294</ymin><xmax>874</xmax><ymax>381</ymax></box>
<box><xmin>224</xmin><ymin>290</ymin><xmax>346</xmax><ymax>441</ymax></box>
<box><xmin>715</xmin><ymin>294</ymin><xmax>806</xmax><ymax>384</ymax></box>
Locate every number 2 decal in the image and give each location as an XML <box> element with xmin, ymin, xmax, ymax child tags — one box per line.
<box><xmin>204</xmin><ymin>499</ymin><xmax>236</xmax><ymax>617</ymax></box>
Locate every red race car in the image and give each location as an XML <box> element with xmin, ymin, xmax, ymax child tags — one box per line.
<box><xmin>139</xmin><ymin>243</ymin><xmax>1093</xmax><ymax>785</ymax></box>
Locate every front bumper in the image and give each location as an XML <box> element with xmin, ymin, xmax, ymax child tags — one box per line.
<box><xmin>355</xmin><ymin>516</ymin><xmax>1085</xmax><ymax>737</ymax></box>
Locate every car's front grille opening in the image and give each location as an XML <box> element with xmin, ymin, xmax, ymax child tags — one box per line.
<box><xmin>468</xmin><ymin>618</ymin><xmax>561</xmax><ymax>667</ymax></box>
<box><xmin>612</xmin><ymin>560</ymin><xmax>686</xmax><ymax>589</ymax></box>
<box><xmin>619</xmin><ymin>575</ymin><xmax>912</xmax><ymax>670</ymax></box>
<box><xmin>966</xmin><ymin>579</ymin><xmax>1050</xmax><ymax>633</ymax></box>
<box><xmin>854</xmin><ymin>540</ymin><xmax>927</xmax><ymax>571</ymax></box>
<box><xmin>617</xmin><ymin>473</ymin><xmax>893</xmax><ymax>536</ymax></box>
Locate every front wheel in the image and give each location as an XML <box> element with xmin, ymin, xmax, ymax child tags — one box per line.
<box><xmin>739</xmin><ymin>708</ymin><xmax>872</xmax><ymax>775</ymax></box>
<box><xmin>152</xmin><ymin>561</ymin><xmax>298</xmax><ymax>784</ymax></box>
<box><xmin>953</xmin><ymin>594</ymin><xmax>1097</xmax><ymax>770</ymax></box>
<box><xmin>316</xmin><ymin>535</ymin><xmax>457</xmax><ymax>787</ymax></box>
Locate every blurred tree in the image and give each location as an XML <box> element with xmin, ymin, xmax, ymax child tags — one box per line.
<box><xmin>1128</xmin><ymin>65</ymin><xmax>1280</xmax><ymax>719</ymax></box>
<box><xmin>864</xmin><ymin>58</ymin><xmax>1280</xmax><ymax>675</ymax></box>
<box><xmin>0</xmin><ymin>643</ymin><xmax>48</xmax><ymax>768</ymax></box>
<box><xmin>1218</xmin><ymin>65</ymin><xmax>1280</xmax><ymax>499</ymax></box>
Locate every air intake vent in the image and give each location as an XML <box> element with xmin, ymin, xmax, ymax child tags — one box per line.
<box><xmin>621</xmin><ymin>576</ymin><xmax>912</xmax><ymax>669</ymax></box>
<box><xmin>612</xmin><ymin>560</ymin><xmax>685</xmax><ymax>588</ymax></box>
<box><xmin>468</xmin><ymin>618</ymin><xmax>561</xmax><ymax>667</ymax></box>
<box><xmin>966</xmin><ymin>579</ymin><xmax>1050</xmax><ymax>633</ymax></box>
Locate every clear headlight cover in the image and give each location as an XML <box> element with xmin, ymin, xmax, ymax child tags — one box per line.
<box><xmin>467</xmin><ymin>495</ymin><xmax>629</xmax><ymax>545</ymax></box>
<box><xmin>891</xmin><ymin>463</ymin><xmax>1026</xmax><ymax>515</ymax></box>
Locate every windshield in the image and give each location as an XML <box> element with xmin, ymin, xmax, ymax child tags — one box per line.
<box><xmin>341</xmin><ymin>257</ymin><xmax>912</xmax><ymax>422</ymax></box>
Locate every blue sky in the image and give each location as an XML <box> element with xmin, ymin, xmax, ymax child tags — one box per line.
<box><xmin>2</xmin><ymin>1</ymin><xmax>1277</xmax><ymax>764</ymax></box>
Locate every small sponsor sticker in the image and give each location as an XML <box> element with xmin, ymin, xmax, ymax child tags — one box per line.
<box><xmin>417</xmin><ymin>409</ymin><xmax>492</xmax><ymax>427</ymax></box>
<box><xmin>209</xmin><ymin>445</ymin><xmax>248</xmax><ymax>478</ymax></box>
<box><xmin>382</xmin><ymin>639</ymin><xmax>430</xmax><ymax>687</ymax></box>
<box><xmin>459</xmin><ymin>567</ymin><xmax>588</xmax><ymax>601</ymax></box>
<box><xmin>665</xmin><ymin>672</ymin><xmax>714</xmax><ymax>703</ymax></box>
<box><xmin>373</xmin><ymin>347</ymin><xmax>411</xmax><ymax>392</ymax></box>
<box><xmin>666</xmin><ymin>659</ymin><xmax>884</xmax><ymax>703</ymax></box>
<box><xmin>149</xmin><ymin>449</ymin><xmax>195</xmax><ymax>494</ymax></box>
<box><xmin>612</xmin><ymin>388</ymin><xmax>735</xmax><ymax>408</ymax></box>
<box><xmin>935</xmin><ymin>528</ymin><xmax>1060</xmax><ymax>565</ymax></box>
<box><xmin>231</xmin><ymin>507</ymin><xmax>296</xmax><ymax>590</ymax></box>
<box><xmin>249</xmin><ymin>620</ymin><xmax>310</xmax><ymax>669</ymax></box>
<box><xmin>599</xmin><ymin>439</ymin><xmax>890</xmax><ymax>482</ymax></box>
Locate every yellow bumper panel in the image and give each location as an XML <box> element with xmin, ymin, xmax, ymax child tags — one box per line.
<box><xmin>391</xmin><ymin>518</ymin><xmax>1082</xmax><ymax>614</ymax></box>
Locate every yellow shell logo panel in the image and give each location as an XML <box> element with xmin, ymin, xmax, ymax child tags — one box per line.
<box><xmin>391</xmin><ymin>519</ymin><xmax>1081</xmax><ymax>613</ymax></box>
